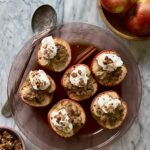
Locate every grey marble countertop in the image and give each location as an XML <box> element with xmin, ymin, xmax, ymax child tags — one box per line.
<box><xmin>0</xmin><ymin>0</ymin><xmax>150</xmax><ymax>150</ymax></box>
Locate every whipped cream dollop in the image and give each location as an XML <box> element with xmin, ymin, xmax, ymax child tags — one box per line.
<box><xmin>40</xmin><ymin>36</ymin><xmax>57</xmax><ymax>60</ymax></box>
<box><xmin>97</xmin><ymin>94</ymin><xmax>121</xmax><ymax>113</ymax></box>
<box><xmin>97</xmin><ymin>53</ymin><xmax>123</xmax><ymax>72</ymax></box>
<box><xmin>51</xmin><ymin>109</ymin><xmax>73</xmax><ymax>133</ymax></box>
<box><xmin>29</xmin><ymin>70</ymin><xmax>50</xmax><ymax>90</ymax></box>
<box><xmin>69</xmin><ymin>65</ymin><xmax>89</xmax><ymax>87</ymax></box>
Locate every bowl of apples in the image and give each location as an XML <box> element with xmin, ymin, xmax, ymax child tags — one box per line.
<box><xmin>98</xmin><ymin>0</ymin><xmax>150</xmax><ymax>40</ymax></box>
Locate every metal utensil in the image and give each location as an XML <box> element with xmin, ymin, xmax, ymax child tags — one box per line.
<box><xmin>1</xmin><ymin>99</ymin><xmax>11</xmax><ymax>118</ymax></box>
<box><xmin>31</xmin><ymin>4</ymin><xmax>57</xmax><ymax>33</ymax></box>
<box><xmin>1</xmin><ymin>4</ymin><xmax>57</xmax><ymax>118</ymax></box>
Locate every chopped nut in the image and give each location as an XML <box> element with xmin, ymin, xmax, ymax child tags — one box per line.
<box><xmin>79</xmin><ymin>79</ymin><xmax>85</xmax><ymax>86</ymax></box>
<box><xmin>56</xmin><ymin>116</ymin><xmax>62</xmax><ymax>123</ymax></box>
<box><xmin>103</xmin><ymin>56</ymin><xmax>113</xmax><ymax>65</ymax></box>
<box><xmin>71</xmin><ymin>72</ymin><xmax>77</xmax><ymax>78</ymax></box>
<box><xmin>78</xmin><ymin>70</ymin><xmax>82</xmax><ymax>75</ymax></box>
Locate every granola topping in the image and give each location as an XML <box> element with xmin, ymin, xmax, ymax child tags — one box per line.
<box><xmin>29</xmin><ymin>70</ymin><xmax>50</xmax><ymax>90</ymax></box>
<box><xmin>69</xmin><ymin>65</ymin><xmax>89</xmax><ymax>87</ymax></box>
<box><xmin>97</xmin><ymin>53</ymin><xmax>123</xmax><ymax>72</ymax></box>
<box><xmin>0</xmin><ymin>130</ymin><xmax>22</xmax><ymax>150</ymax></box>
<box><xmin>40</xmin><ymin>36</ymin><xmax>57</xmax><ymax>61</ymax></box>
<box><xmin>51</xmin><ymin>109</ymin><xmax>73</xmax><ymax>133</ymax></box>
<box><xmin>97</xmin><ymin>94</ymin><xmax>121</xmax><ymax>114</ymax></box>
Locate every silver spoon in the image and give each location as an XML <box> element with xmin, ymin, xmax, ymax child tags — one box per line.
<box><xmin>1</xmin><ymin>98</ymin><xmax>12</xmax><ymax>118</ymax></box>
<box><xmin>31</xmin><ymin>4</ymin><xmax>57</xmax><ymax>33</ymax></box>
<box><xmin>1</xmin><ymin>4</ymin><xmax>57</xmax><ymax>118</ymax></box>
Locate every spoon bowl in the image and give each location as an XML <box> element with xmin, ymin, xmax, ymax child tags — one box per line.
<box><xmin>31</xmin><ymin>4</ymin><xmax>57</xmax><ymax>33</ymax></box>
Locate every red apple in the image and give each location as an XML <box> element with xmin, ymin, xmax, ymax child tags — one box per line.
<box><xmin>125</xmin><ymin>0</ymin><xmax>150</xmax><ymax>36</ymax></box>
<box><xmin>100</xmin><ymin>0</ymin><xmax>137</xmax><ymax>13</ymax></box>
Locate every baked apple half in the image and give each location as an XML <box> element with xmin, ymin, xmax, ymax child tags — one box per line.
<box><xmin>91</xmin><ymin>91</ymin><xmax>128</xmax><ymax>129</ymax></box>
<box><xmin>61</xmin><ymin>64</ymin><xmax>98</xmax><ymax>101</ymax></box>
<box><xmin>37</xmin><ymin>36</ymin><xmax>71</xmax><ymax>72</ymax></box>
<box><xmin>91</xmin><ymin>50</ymin><xmax>127</xmax><ymax>86</ymax></box>
<box><xmin>19</xmin><ymin>70</ymin><xmax>56</xmax><ymax>107</ymax></box>
<box><xmin>48</xmin><ymin>99</ymin><xmax>86</xmax><ymax>138</ymax></box>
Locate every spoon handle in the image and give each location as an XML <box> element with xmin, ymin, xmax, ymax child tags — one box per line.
<box><xmin>1</xmin><ymin>98</ymin><xmax>12</xmax><ymax>118</ymax></box>
<box><xmin>1</xmin><ymin>28</ymin><xmax>52</xmax><ymax>118</ymax></box>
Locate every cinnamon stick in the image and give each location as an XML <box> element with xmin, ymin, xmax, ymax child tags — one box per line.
<box><xmin>71</xmin><ymin>46</ymin><xmax>97</xmax><ymax>65</ymax></box>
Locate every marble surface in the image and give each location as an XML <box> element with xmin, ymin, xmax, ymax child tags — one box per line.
<box><xmin>0</xmin><ymin>0</ymin><xmax>150</xmax><ymax>150</ymax></box>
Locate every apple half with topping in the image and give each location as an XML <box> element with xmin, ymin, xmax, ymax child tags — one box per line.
<box><xmin>19</xmin><ymin>70</ymin><xmax>56</xmax><ymax>107</ymax></box>
<box><xmin>48</xmin><ymin>99</ymin><xmax>86</xmax><ymax>138</ymax></box>
<box><xmin>91</xmin><ymin>91</ymin><xmax>128</xmax><ymax>129</ymax></box>
<box><xmin>61</xmin><ymin>64</ymin><xmax>98</xmax><ymax>101</ymax></box>
<box><xmin>37</xmin><ymin>36</ymin><xmax>72</xmax><ymax>72</ymax></box>
<box><xmin>91</xmin><ymin>50</ymin><xmax>127</xmax><ymax>86</ymax></box>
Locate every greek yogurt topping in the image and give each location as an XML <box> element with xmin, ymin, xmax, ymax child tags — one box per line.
<box><xmin>69</xmin><ymin>65</ymin><xmax>89</xmax><ymax>87</ymax></box>
<box><xmin>97</xmin><ymin>53</ymin><xmax>123</xmax><ymax>72</ymax></box>
<box><xmin>97</xmin><ymin>94</ymin><xmax>121</xmax><ymax>113</ymax></box>
<box><xmin>40</xmin><ymin>36</ymin><xmax>57</xmax><ymax>60</ymax></box>
<box><xmin>51</xmin><ymin>109</ymin><xmax>73</xmax><ymax>133</ymax></box>
<box><xmin>29</xmin><ymin>70</ymin><xmax>50</xmax><ymax>90</ymax></box>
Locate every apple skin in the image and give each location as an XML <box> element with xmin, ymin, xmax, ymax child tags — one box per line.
<box><xmin>125</xmin><ymin>0</ymin><xmax>150</xmax><ymax>36</ymax></box>
<box><xmin>100</xmin><ymin>0</ymin><xmax>137</xmax><ymax>13</ymax></box>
